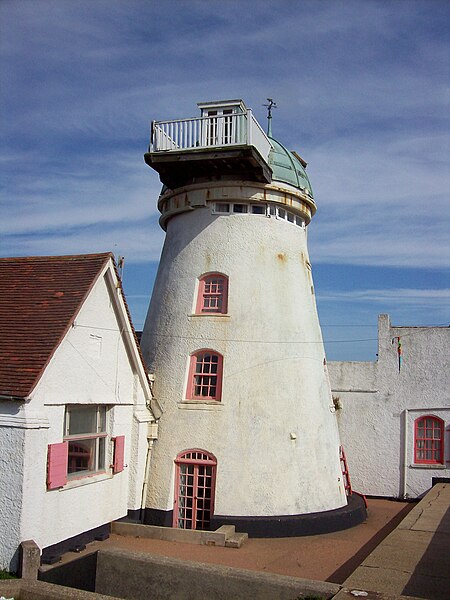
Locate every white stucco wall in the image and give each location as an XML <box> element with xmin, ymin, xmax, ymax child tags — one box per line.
<box><xmin>0</xmin><ymin>264</ymin><xmax>154</xmax><ymax>570</ymax></box>
<box><xmin>0</xmin><ymin>402</ymin><xmax>27</xmax><ymax>571</ymax></box>
<box><xmin>141</xmin><ymin>185</ymin><xmax>347</xmax><ymax>519</ymax></box>
<box><xmin>330</xmin><ymin>314</ymin><xmax>450</xmax><ymax>498</ymax></box>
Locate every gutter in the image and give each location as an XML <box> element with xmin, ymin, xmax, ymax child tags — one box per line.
<box><xmin>0</xmin><ymin>394</ymin><xmax>27</xmax><ymax>402</ymax></box>
<box><xmin>402</xmin><ymin>408</ymin><xmax>408</xmax><ymax>499</ymax></box>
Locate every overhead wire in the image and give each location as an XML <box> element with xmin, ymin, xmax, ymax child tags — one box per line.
<box><xmin>72</xmin><ymin>321</ymin><xmax>449</xmax><ymax>345</ymax></box>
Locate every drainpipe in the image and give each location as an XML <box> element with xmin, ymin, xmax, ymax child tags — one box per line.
<box><xmin>140</xmin><ymin>436</ymin><xmax>154</xmax><ymax>522</ymax></box>
<box><xmin>402</xmin><ymin>408</ymin><xmax>408</xmax><ymax>499</ymax></box>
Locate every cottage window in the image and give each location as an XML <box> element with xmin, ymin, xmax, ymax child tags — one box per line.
<box><xmin>414</xmin><ymin>416</ymin><xmax>444</xmax><ymax>464</ymax></box>
<box><xmin>64</xmin><ymin>405</ymin><xmax>107</xmax><ymax>477</ymax></box>
<box><xmin>187</xmin><ymin>350</ymin><xmax>223</xmax><ymax>401</ymax></box>
<box><xmin>197</xmin><ymin>274</ymin><xmax>228</xmax><ymax>314</ymax></box>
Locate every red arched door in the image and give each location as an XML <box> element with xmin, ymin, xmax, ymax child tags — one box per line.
<box><xmin>173</xmin><ymin>450</ymin><xmax>217</xmax><ymax>530</ymax></box>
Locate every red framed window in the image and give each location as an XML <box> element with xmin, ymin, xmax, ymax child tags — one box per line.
<box><xmin>414</xmin><ymin>416</ymin><xmax>444</xmax><ymax>464</ymax></box>
<box><xmin>196</xmin><ymin>274</ymin><xmax>228</xmax><ymax>314</ymax></box>
<box><xmin>173</xmin><ymin>449</ymin><xmax>217</xmax><ymax>530</ymax></box>
<box><xmin>186</xmin><ymin>350</ymin><xmax>223</xmax><ymax>401</ymax></box>
<box><xmin>64</xmin><ymin>405</ymin><xmax>107</xmax><ymax>478</ymax></box>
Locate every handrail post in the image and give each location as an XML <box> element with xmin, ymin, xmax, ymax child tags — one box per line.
<box><xmin>150</xmin><ymin>120</ymin><xmax>155</xmax><ymax>151</ymax></box>
<box><xmin>246</xmin><ymin>108</ymin><xmax>252</xmax><ymax>146</ymax></box>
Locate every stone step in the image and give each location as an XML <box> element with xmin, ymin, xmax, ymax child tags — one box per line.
<box><xmin>225</xmin><ymin>532</ymin><xmax>248</xmax><ymax>548</ymax></box>
<box><xmin>215</xmin><ymin>525</ymin><xmax>236</xmax><ymax>536</ymax></box>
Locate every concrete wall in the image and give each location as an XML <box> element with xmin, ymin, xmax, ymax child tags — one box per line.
<box><xmin>0</xmin><ymin>579</ymin><xmax>121</xmax><ymax>600</ymax></box>
<box><xmin>141</xmin><ymin>182</ymin><xmax>346</xmax><ymax>520</ymax></box>
<box><xmin>0</xmin><ymin>266</ymin><xmax>154</xmax><ymax>571</ymax></box>
<box><xmin>330</xmin><ymin>314</ymin><xmax>450</xmax><ymax>498</ymax></box>
<box><xmin>95</xmin><ymin>547</ymin><xmax>340</xmax><ymax>600</ymax></box>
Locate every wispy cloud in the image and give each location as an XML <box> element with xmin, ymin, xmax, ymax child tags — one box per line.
<box><xmin>318</xmin><ymin>288</ymin><xmax>450</xmax><ymax>304</ymax></box>
<box><xmin>0</xmin><ymin>0</ymin><xmax>448</xmax><ymax>357</ymax></box>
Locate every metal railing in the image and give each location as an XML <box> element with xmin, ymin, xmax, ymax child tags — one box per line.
<box><xmin>150</xmin><ymin>110</ymin><xmax>272</xmax><ymax>162</ymax></box>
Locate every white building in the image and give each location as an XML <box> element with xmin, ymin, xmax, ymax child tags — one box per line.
<box><xmin>0</xmin><ymin>253</ymin><xmax>158</xmax><ymax>572</ymax></box>
<box><xmin>140</xmin><ymin>99</ymin><xmax>366</xmax><ymax>536</ymax></box>
<box><xmin>329</xmin><ymin>314</ymin><xmax>450</xmax><ymax>499</ymax></box>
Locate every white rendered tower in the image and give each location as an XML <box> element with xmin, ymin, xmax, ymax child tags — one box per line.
<box><xmin>141</xmin><ymin>100</ymin><xmax>366</xmax><ymax>535</ymax></box>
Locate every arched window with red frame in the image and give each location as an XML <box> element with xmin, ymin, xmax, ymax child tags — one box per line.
<box><xmin>186</xmin><ymin>350</ymin><xmax>223</xmax><ymax>401</ymax></box>
<box><xmin>173</xmin><ymin>449</ymin><xmax>217</xmax><ymax>530</ymax></box>
<box><xmin>414</xmin><ymin>416</ymin><xmax>444</xmax><ymax>464</ymax></box>
<box><xmin>196</xmin><ymin>273</ymin><xmax>228</xmax><ymax>314</ymax></box>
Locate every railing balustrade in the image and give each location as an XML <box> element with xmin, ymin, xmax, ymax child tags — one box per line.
<box><xmin>150</xmin><ymin>111</ymin><xmax>272</xmax><ymax>162</ymax></box>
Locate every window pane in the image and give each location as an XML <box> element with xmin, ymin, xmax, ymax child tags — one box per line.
<box><xmin>233</xmin><ymin>204</ymin><xmax>247</xmax><ymax>213</ymax></box>
<box><xmin>251</xmin><ymin>205</ymin><xmax>265</xmax><ymax>214</ymax></box>
<box><xmin>68</xmin><ymin>438</ymin><xmax>95</xmax><ymax>474</ymax></box>
<box><xmin>98</xmin><ymin>437</ymin><xmax>105</xmax><ymax>470</ymax></box>
<box><xmin>98</xmin><ymin>407</ymin><xmax>106</xmax><ymax>432</ymax></box>
<box><xmin>215</xmin><ymin>203</ymin><xmax>229</xmax><ymax>213</ymax></box>
<box><xmin>68</xmin><ymin>406</ymin><xmax>97</xmax><ymax>435</ymax></box>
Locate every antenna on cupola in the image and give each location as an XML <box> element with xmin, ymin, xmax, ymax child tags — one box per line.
<box><xmin>263</xmin><ymin>98</ymin><xmax>277</xmax><ymax>137</ymax></box>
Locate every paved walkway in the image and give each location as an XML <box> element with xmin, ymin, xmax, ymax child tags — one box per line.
<box><xmin>341</xmin><ymin>483</ymin><xmax>450</xmax><ymax>599</ymax></box>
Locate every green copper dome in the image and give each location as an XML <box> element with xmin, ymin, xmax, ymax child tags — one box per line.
<box><xmin>268</xmin><ymin>137</ymin><xmax>313</xmax><ymax>197</ymax></box>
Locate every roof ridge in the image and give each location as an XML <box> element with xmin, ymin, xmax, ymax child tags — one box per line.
<box><xmin>0</xmin><ymin>252</ymin><xmax>114</xmax><ymax>263</ymax></box>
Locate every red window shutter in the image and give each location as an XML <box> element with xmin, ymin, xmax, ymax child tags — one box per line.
<box><xmin>47</xmin><ymin>442</ymin><xmax>68</xmax><ymax>490</ymax></box>
<box><xmin>113</xmin><ymin>436</ymin><xmax>125</xmax><ymax>474</ymax></box>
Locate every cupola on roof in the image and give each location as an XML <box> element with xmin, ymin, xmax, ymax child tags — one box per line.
<box><xmin>268</xmin><ymin>136</ymin><xmax>313</xmax><ymax>197</ymax></box>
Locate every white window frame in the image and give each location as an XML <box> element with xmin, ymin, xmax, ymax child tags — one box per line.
<box><xmin>63</xmin><ymin>405</ymin><xmax>108</xmax><ymax>479</ymax></box>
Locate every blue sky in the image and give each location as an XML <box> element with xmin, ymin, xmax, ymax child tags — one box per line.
<box><xmin>1</xmin><ymin>0</ymin><xmax>449</xmax><ymax>360</ymax></box>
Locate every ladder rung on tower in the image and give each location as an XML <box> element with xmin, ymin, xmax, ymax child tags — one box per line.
<box><xmin>339</xmin><ymin>445</ymin><xmax>352</xmax><ymax>496</ymax></box>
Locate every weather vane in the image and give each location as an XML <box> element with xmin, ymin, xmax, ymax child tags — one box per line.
<box><xmin>263</xmin><ymin>98</ymin><xmax>277</xmax><ymax>136</ymax></box>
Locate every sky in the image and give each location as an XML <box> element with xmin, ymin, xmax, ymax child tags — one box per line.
<box><xmin>1</xmin><ymin>0</ymin><xmax>449</xmax><ymax>361</ymax></box>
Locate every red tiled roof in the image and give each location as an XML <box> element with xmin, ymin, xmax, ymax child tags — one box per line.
<box><xmin>0</xmin><ymin>253</ymin><xmax>113</xmax><ymax>399</ymax></box>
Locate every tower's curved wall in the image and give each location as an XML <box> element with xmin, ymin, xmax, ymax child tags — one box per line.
<box><xmin>141</xmin><ymin>182</ymin><xmax>347</xmax><ymax>519</ymax></box>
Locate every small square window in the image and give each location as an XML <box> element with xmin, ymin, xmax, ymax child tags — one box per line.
<box><xmin>269</xmin><ymin>205</ymin><xmax>276</xmax><ymax>216</ymax></box>
<box><xmin>215</xmin><ymin>203</ymin><xmax>230</xmax><ymax>213</ymax></box>
<box><xmin>287</xmin><ymin>212</ymin><xmax>295</xmax><ymax>223</ymax></box>
<box><xmin>233</xmin><ymin>204</ymin><xmax>248</xmax><ymax>213</ymax></box>
<box><xmin>278</xmin><ymin>208</ymin><xmax>286</xmax><ymax>219</ymax></box>
<box><xmin>295</xmin><ymin>216</ymin><xmax>304</xmax><ymax>227</ymax></box>
<box><xmin>251</xmin><ymin>205</ymin><xmax>266</xmax><ymax>215</ymax></box>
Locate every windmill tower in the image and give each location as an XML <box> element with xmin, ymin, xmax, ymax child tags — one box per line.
<box><xmin>140</xmin><ymin>100</ymin><xmax>366</xmax><ymax>535</ymax></box>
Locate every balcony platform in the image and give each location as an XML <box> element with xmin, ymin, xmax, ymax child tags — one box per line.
<box><xmin>144</xmin><ymin>145</ymin><xmax>272</xmax><ymax>189</ymax></box>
